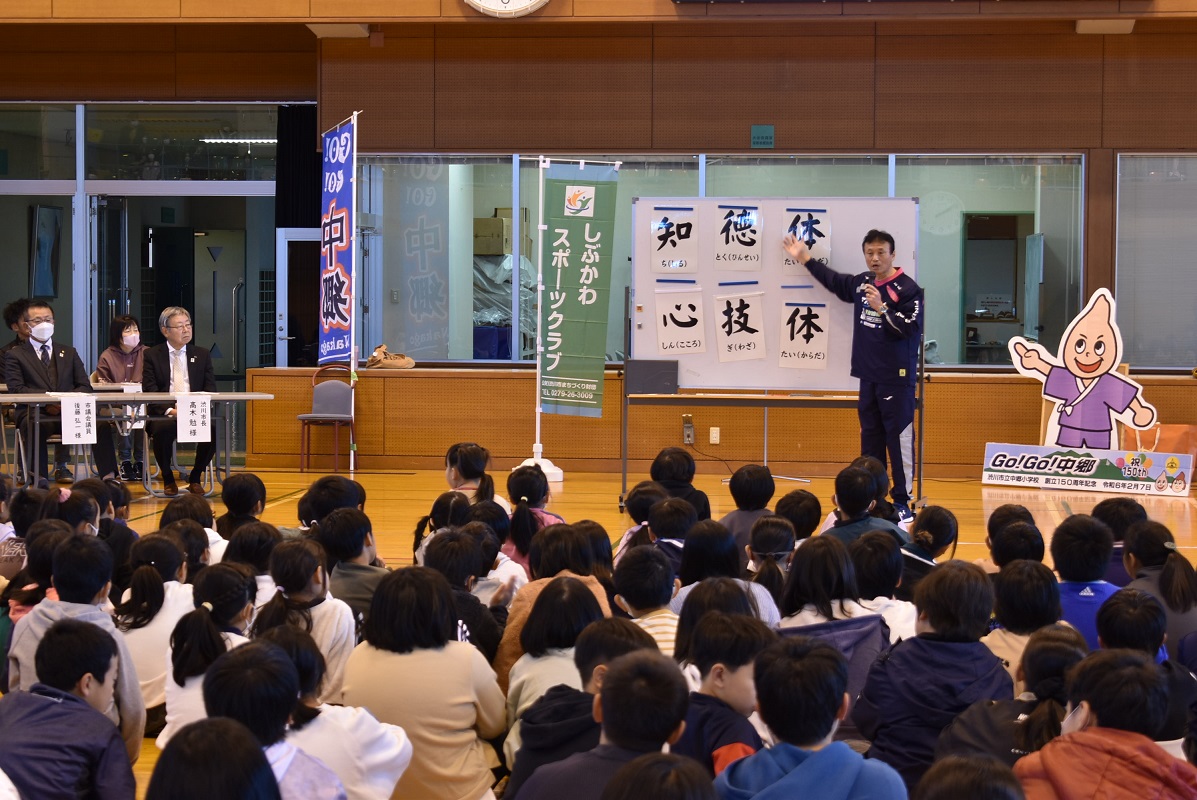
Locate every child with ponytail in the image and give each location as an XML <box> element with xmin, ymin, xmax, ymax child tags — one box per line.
<box><xmin>251</xmin><ymin>538</ymin><xmax>355</xmax><ymax>703</ymax></box>
<box><xmin>895</xmin><ymin>506</ymin><xmax>958</xmax><ymax>602</ymax></box>
<box><xmin>1125</xmin><ymin>520</ymin><xmax>1197</xmax><ymax>661</ymax></box>
<box><xmin>412</xmin><ymin>491</ymin><xmax>471</xmax><ymax>566</ymax></box>
<box><xmin>744</xmin><ymin>515</ymin><xmax>795</xmax><ymax>608</ymax></box>
<box><xmin>936</xmin><ymin>623</ymin><xmax>1087</xmax><ymax>767</ymax></box>
<box><xmin>114</xmin><ymin>534</ymin><xmax>192</xmax><ymax>735</ymax></box>
<box><xmin>505</xmin><ymin>465</ymin><xmax>563</xmax><ymax>578</ymax></box>
<box><xmin>156</xmin><ymin>561</ymin><xmax>257</xmax><ymax>748</ymax></box>
<box><xmin>445</xmin><ymin>442</ymin><xmax>511</xmax><ymax>513</ymax></box>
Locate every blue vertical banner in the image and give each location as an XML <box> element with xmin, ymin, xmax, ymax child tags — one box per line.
<box><xmin>318</xmin><ymin>114</ymin><xmax>358</xmax><ymax>364</ymax></box>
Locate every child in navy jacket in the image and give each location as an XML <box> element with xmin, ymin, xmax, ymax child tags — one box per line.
<box><xmin>853</xmin><ymin>560</ymin><xmax>1012</xmax><ymax>789</ymax></box>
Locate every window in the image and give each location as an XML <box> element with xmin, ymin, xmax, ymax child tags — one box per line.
<box><xmin>1116</xmin><ymin>155</ymin><xmax>1197</xmax><ymax>368</ymax></box>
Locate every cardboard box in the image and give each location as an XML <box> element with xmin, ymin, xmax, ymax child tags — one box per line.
<box><xmin>521</xmin><ymin>236</ymin><xmax>534</xmax><ymax>259</ymax></box>
<box><xmin>494</xmin><ymin>207</ymin><xmax>531</xmax><ymax>226</ymax></box>
<box><xmin>474</xmin><ymin>217</ymin><xmax>512</xmax><ymax>255</ymax></box>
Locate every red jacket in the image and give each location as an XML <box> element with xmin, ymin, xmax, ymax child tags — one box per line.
<box><xmin>1014</xmin><ymin>727</ymin><xmax>1197</xmax><ymax>800</ymax></box>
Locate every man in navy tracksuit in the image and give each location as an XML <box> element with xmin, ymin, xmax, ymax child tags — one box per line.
<box><xmin>782</xmin><ymin>229</ymin><xmax>923</xmax><ymax>519</ymax></box>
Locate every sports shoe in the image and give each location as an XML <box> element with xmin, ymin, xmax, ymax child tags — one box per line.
<box><xmin>119</xmin><ymin>460</ymin><xmax>136</xmax><ymax>481</ymax></box>
<box><xmin>133</xmin><ymin>462</ymin><xmax>144</xmax><ymax>480</ymax></box>
<box><xmin>54</xmin><ymin>466</ymin><xmax>74</xmax><ymax>485</ymax></box>
<box><xmin>895</xmin><ymin>503</ymin><xmax>915</xmax><ymax>524</ymax></box>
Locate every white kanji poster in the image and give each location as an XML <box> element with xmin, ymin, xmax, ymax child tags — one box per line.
<box><xmin>59</xmin><ymin>394</ymin><xmax>97</xmax><ymax>444</ymax></box>
<box><xmin>655</xmin><ymin>288</ymin><xmax>707</xmax><ymax>355</ymax></box>
<box><xmin>176</xmin><ymin>395</ymin><xmax>212</xmax><ymax>443</ymax></box>
<box><xmin>782</xmin><ymin>207</ymin><xmax>832</xmax><ymax>274</ymax></box>
<box><xmin>648</xmin><ymin>206</ymin><xmax>698</xmax><ymax>274</ymax></box>
<box><xmin>712</xmin><ymin>205</ymin><xmax>763</xmax><ymax>272</ymax></box>
<box><xmin>779</xmin><ymin>301</ymin><xmax>830</xmax><ymax>370</ymax></box>
<box><xmin>714</xmin><ymin>291</ymin><xmax>766</xmax><ymax>362</ymax></box>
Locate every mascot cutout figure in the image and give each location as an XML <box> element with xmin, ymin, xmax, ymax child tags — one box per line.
<box><xmin>1009</xmin><ymin>288</ymin><xmax>1156</xmax><ymax>450</ymax></box>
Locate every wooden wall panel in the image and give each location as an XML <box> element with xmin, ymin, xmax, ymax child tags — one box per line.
<box><xmin>177</xmin><ymin>52</ymin><xmax>316</xmax><ymax>100</ymax></box>
<box><xmin>651</xmin><ymin>35</ymin><xmax>875</xmax><ymax>151</ymax></box>
<box><xmin>0</xmin><ymin>52</ymin><xmax>178</xmax><ymax>100</ymax></box>
<box><xmin>51</xmin><ymin>0</ymin><xmax>181</xmax><ymax>19</ymax></box>
<box><xmin>876</xmin><ymin>34</ymin><xmax>1103</xmax><ymax>151</ymax></box>
<box><xmin>319</xmin><ymin>36</ymin><xmax>435</xmax><ymax>152</ymax></box>
<box><xmin>0</xmin><ymin>24</ymin><xmax>316</xmax><ymax>101</ymax></box>
<box><xmin>249</xmin><ymin>370</ymin><xmax>1196</xmax><ymax>475</ymax></box>
<box><xmin>434</xmin><ymin>35</ymin><xmax>653</xmax><ymax>151</ymax></box>
<box><xmin>180</xmin><ymin>0</ymin><xmax>309</xmax><ymax>18</ymax></box>
<box><xmin>1104</xmin><ymin>34</ymin><xmax>1197</xmax><ymax>148</ymax></box>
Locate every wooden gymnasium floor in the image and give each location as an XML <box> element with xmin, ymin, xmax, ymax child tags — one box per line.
<box><xmin>128</xmin><ymin>468</ymin><xmax>1197</xmax><ymax>795</ymax></box>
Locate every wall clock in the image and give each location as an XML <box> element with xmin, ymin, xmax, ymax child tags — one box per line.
<box><xmin>465</xmin><ymin>0</ymin><xmax>551</xmax><ymax>17</ymax></box>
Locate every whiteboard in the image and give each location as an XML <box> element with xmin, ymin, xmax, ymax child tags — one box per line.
<box><xmin>630</xmin><ymin>196</ymin><xmax>920</xmax><ymax>391</ymax></box>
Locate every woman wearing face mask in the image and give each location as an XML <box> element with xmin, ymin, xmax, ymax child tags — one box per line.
<box><xmin>96</xmin><ymin>315</ymin><xmax>146</xmax><ymax>481</ymax></box>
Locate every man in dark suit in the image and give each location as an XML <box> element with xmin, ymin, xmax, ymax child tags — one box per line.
<box><xmin>3</xmin><ymin>300</ymin><xmax>118</xmax><ymax>483</ymax></box>
<box><xmin>142</xmin><ymin>306</ymin><xmax>217</xmax><ymax>496</ymax></box>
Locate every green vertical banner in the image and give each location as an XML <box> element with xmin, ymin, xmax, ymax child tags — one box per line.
<box><xmin>539</xmin><ymin>164</ymin><xmax>619</xmax><ymax>417</ymax></box>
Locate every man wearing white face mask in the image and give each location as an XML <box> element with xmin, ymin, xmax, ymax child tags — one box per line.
<box><xmin>3</xmin><ymin>301</ymin><xmax>119</xmax><ymax>484</ymax></box>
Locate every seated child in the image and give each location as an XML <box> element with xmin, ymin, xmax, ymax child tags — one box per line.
<box><xmin>936</xmin><ymin>624</ymin><xmax>1088</xmax><ymax>768</ymax></box>
<box><xmin>1014</xmin><ymin>649</ymin><xmax>1197</xmax><ymax>798</ymax></box>
<box><xmin>614</xmin><ymin>545</ymin><xmax>680</xmax><ymax>657</ymax></box>
<box><xmin>506</xmin><ymin>618</ymin><xmax>658</xmax><ymax>799</ymax></box>
<box><xmin>203</xmin><ymin>640</ymin><xmax>347</xmax><ymax>800</ymax></box>
<box><xmin>506</xmin><ymin>465</ymin><xmax>564</xmax><ymax>577</ymax></box>
<box><xmin>853</xmin><ymin>561</ymin><xmax>1013</xmax><ymax>789</ymax></box>
<box><xmin>605</xmin><ymin>753</ymin><xmax>718</xmax><ymax>800</ymax></box>
<box><xmin>156</xmin><ymin>562</ymin><xmax>257</xmax><ymax>748</ymax></box>
<box><xmin>981</xmin><ymin>560</ymin><xmax>1061</xmax><ymax>693</ymax></box>
<box><xmin>715</xmin><ymin>636</ymin><xmax>906</xmax><ymax>800</ymax></box>
<box><xmin>505</xmin><ymin>577</ymin><xmax>605</xmax><ymax>765</ymax></box>
<box><xmin>820</xmin><ymin>456</ymin><xmax>905</xmax><ymax>533</ymax></box>
<box><xmin>822</xmin><ymin>467</ymin><xmax>906</xmax><ymax>548</ymax></box>
<box><xmin>263</xmin><ymin>626</ymin><xmax>412</xmax><ymax>800</ymax></box>
<box><xmin>424</xmin><ymin>529</ymin><xmax>508</xmax><ymax>663</ymax></box>
<box><xmin>412</xmin><ymin>490</ymin><xmax>471</xmax><ymax>567</ymax></box>
<box><xmin>671</xmin><ymin>612</ymin><xmax>777</xmax><ymax>776</ymax></box>
<box><xmin>850</xmin><ymin>530</ymin><xmax>918</xmax><ymax>643</ymax></box>
<box><xmin>649</xmin><ymin>498</ymin><xmax>699</xmax><ymax>579</ymax></box>
<box><xmin>651</xmin><ymin>447</ymin><xmax>711</xmax><ymax>521</ymax></box>
<box><xmin>744</xmin><ymin>515</ymin><xmax>795</xmax><ymax>610</ymax></box>
<box><xmin>779</xmin><ymin>536</ymin><xmax>875</xmax><ymax>628</ymax></box>
<box><xmin>160</xmin><ymin>493</ymin><xmax>227</xmax><ymax>564</ymax></box>
<box><xmin>460</xmin><ymin>516</ymin><xmax>526</xmax><ymax>608</ymax></box>
<box><xmin>514</xmin><ymin>651</ymin><xmax>689</xmax><ymax>800</ymax></box>
<box><xmin>313</xmin><ymin>507</ymin><xmax>388</xmax><ymax>627</ymax></box>
<box><xmin>894</xmin><ymin>506</ymin><xmax>958</xmax><ymax>602</ymax></box>
<box><xmin>989</xmin><ymin>522</ymin><xmax>1044</xmax><ymax>572</ymax></box>
<box><xmin>772</xmin><ymin>489</ymin><xmax>821</xmax><ymax>548</ymax></box>
<box><xmin>718</xmin><ymin>465</ymin><xmax>775</xmax><ymax>570</ymax></box>
<box><xmin>614</xmin><ymin>480</ymin><xmax>670</xmax><ymax>565</ymax></box>
<box><xmin>215</xmin><ymin>472</ymin><xmax>267</xmax><ymax>539</ymax></box>
<box><xmin>146</xmin><ymin>718</ymin><xmax>278</xmax><ymax>800</ymax></box>
<box><xmin>0</xmin><ymin>618</ymin><xmax>136</xmax><ymax>800</ymax></box>
<box><xmin>974</xmin><ymin>504</ymin><xmax>1036</xmax><ymax>574</ymax></box>
<box><xmin>1090</xmin><ymin>496</ymin><xmax>1146</xmax><ymax>587</ymax></box>
<box><xmin>915</xmin><ymin>755</ymin><xmax>1023</xmax><ymax>800</ymax></box>
<box><xmin>224</xmin><ymin>522</ymin><xmax>284</xmax><ymax>620</ymax></box>
<box><xmin>1096</xmin><ymin>587</ymin><xmax>1197</xmax><ymax>742</ymax></box>
<box><xmin>1051</xmin><ymin>514</ymin><xmax>1118</xmax><ymax>650</ymax></box>
<box><xmin>7</xmin><ymin>533</ymin><xmax>146</xmax><ymax>762</ymax></box>
<box><xmin>251</xmin><ymin>538</ymin><xmax>356</xmax><ymax>703</ymax></box>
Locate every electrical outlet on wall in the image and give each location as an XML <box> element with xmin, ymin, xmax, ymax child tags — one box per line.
<box><xmin>709</xmin><ymin>427</ymin><xmax>720</xmax><ymax>445</ymax></box>
<box><xmin>682</xmin><ymin>414</ymin><xmax>695</xmax><ymax>445</ymax></box>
